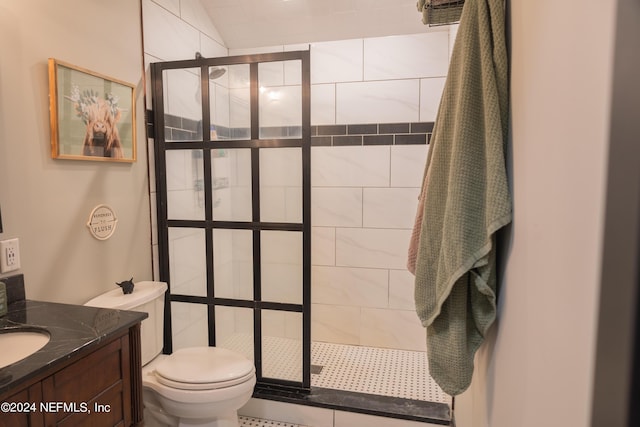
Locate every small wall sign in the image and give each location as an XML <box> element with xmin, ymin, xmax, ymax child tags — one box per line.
<box><xmin>87</xmin><ymin>204</ymin><xmax>118</xmax><ymax>240</ymax></box>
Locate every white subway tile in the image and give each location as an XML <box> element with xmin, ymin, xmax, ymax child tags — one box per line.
<box><xmin>143</xmin><ymin>0</ymin><xmax>199</xmax><ymax>61</ymax></box>
<box><xmin>215</xmin><ymin>306</ymin><xmax>238</xmax><ymax>343</ymax></box>
<box><xmin>312</xmin><ymin>227</ymin><xmax>336</xmax><ymax>266</ymax></box>
<box><xmin>312</xmin><ymin>304</ymin><xmax>360</xmax><ymax>345</ymax></box>
<box><xmin>262</xmin><ymin>263</ymin><xmax>303</xmax><ymax>305</ymax></box>
<box><xmin>284</xmin><ymin>59</ymin><xmax>302</xmax><ymax>86</ymax></box>
<box><xmin>261</xmin><ymin>309</ymin><xmax>286</xmax><ymax>338</ymax></box>
<box><xmin>168</xmin><ymin>228</ymin><xmax>206</xmax><ymax>287</ymax></box>
<box><xmin>172</xmin><ymin>319</ymin><xmax>208</xmax><ymax>350</ymax></box>
<box><xmin>420</xmin><ymin>77</ymin><xmax>446</xmax><ymax>122</ymax></box>
<box><xmin>259</xmin><ymin>187</ymin><xmax>286</xmax><ymax>223</ymax></box>
<box><xmin>261</xmin><ymin>230</ymin><xmax>302</xmax><ymax>264</ymax></box>
<box><xmin>233</xmin><ymin>308</ymin><xmax>254</xmax><ymax>336</ymax></box>
<box><xmin>364</xmin><ymin>32</ymin><xmax>449</xmax><ymax>80</ymax></box>
<box><xmin>363</xmin><ymin>188</ymin><xmax>421</xmax><ymax>229</ymax></box>
<box><xmin>260</xmin><ymin>147</ymin><xmax>302</xmax><ymax>186</ymax></box>
<box><xmin>336</xmin><ymin>228</ymin><xmax>411</xmax><ymax>269</ymax></box>
<box><xmin>167</xmin><ymin>188</ymin><xmax>205</xmax><ymax>220</ymax></box>
<box><xmin>180</xmin><ymin>0</ymin><xmax>226</xmax><ymax>46</ymax></box>
<box><xmin>259</xmin><ymin>151</ymin><xmax>302</xmax><ymax>223</ymax></box>
<box><xmin>258</xmin><ymin>62</ymin><xmax>285</xmax><ymax>87</ymax></box>
<box><xmin>211</xmin><ymin>83</ymin><xmax>230</xmax><ymax>126</ymax></box>
<box><xmin>164</xmin><ymin>68</ymin><xmax>201</xmax><ymax>121</ymax></box>
<box><xmin>199</xmin><ymin>34</ymin><xmax>228</xmax><ymax>59</ymax></box>
<box><xmin>311</xmin><ymin>84</ymin><xmax>336</xmax><ymax>125</ymax></box>
<box><xmin>171</xmin><ymin>302</ymin><xmax>208</xmax><ymax>350</ymax></box>
<box><xmin>261</xmin><ymin>230</ymin><xmax>303</xmax><ymax>304</ymax></box>
<box><xmin>310</xmin><ymin>39</ymin><xmax>363</xmax><ymax>84</ymax></box>
<box><xmin>285</xmin><ymin>187</ymin><xmax>303</xmax><ymax>223</ymax></box>
<box><xmin>449</xmin><ymin>24</ymin><xmax>460</xmax><ymax>60</ymax></box>
<box><xmin>312</xmin><ymin>266</ymin><xmax>389</xmax><ymax>308</ymax></box>
<box><xmin>284</xmin><ymin>312</ymin><xmax>304</xmax><ymax>340</ymax></box>
<box><xmin>213</xmin><ymin>261</ymin><xmax>235</xmax><ymax>298</ymax></box>
<box><xmin>165</xmin><ymin>150</ymin><xmax>204</xmax><ymax>220</ymax></box>
<box><xmin>360</xmin><ymin>308</ymin><xmax>426</xmax><ymax>351</ymax></box>
<box><xmin>259</xmin><ymin>85</ymin><xmax>302</xmax><ymax>127</ymax></box>
<box><xmin>150</xmin><ymin>0</ymin><xmax>179</xmax><ymax>16</ymax></box>
<box><xmin>389</xmin><ymin>269</ymin><xmax>416</xmax><ymax>310</ymax></box>
<box><xmin>336</xmin><ymin>80</ymin><xmax>420</xmax><ymax>124</ymax></box>
<box><xmin>312</xmin><ymin>146</ymin><xmax>390</xmax><ymax>187</ymax></box>
<box><xmin>312</xmin><ymin>187</ymin><xmax>363</xmax><ymax>227</ymax></box>
<box><xmin>390</xmin><ymin>145</ymin><xmax>429</xmax><ymax>188</ymax></box>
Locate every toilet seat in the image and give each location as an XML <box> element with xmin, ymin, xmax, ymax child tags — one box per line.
<box><xmin>154</xmin><ymin>370</ymin><xmax>255</xmax><ymax>390</ymax></box>
<box><xmin>153</xmin><ymin>347</ymin><xmax>255</xmax><ymax>391</ymax></box>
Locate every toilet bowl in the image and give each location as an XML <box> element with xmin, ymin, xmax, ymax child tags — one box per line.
<box><xmin>143</xmin><ymin>347</ymin><xmax>256</xmax><ymax>427</ymax></box>
<box><xmin>85</xmin><ymin>281</ymin><xmax>256</xmax><ymax>427</ymax></box>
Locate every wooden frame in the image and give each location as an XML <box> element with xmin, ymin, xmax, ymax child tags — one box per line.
<box><xmin>48</xmin><ymin>58</ymin><xmax>136</xmax><ymax>162</ymax></box>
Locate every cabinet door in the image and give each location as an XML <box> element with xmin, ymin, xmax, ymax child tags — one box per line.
<box><xmin>0</xmin><ymin>389</ymin><xmax>31</xmax><ymax>427</ymax></box>
<box><xmin>0</xmin><ymin>384</ymin><xmax>44</xmax><ymax>427</ymax></box>
<box><xmin>42</xmin><ymin>335</ymin><xmax>131</xmax><ymax>427</ymax></box>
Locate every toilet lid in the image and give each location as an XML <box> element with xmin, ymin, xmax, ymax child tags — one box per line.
<box><xmin>154</xmin><ymin>347</ymin><xmax>255</xmax><ymax>390</ymax></box>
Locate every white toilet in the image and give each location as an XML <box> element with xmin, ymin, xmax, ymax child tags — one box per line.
<box><xmin>85</xmin><ymin>281</ymin><xmax>256</xmax><ymax>427</ymax></box>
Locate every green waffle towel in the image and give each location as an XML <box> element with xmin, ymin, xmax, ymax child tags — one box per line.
<box><xmin>414</xmin><ymin>0</ymin><xmax>511</xmax><ymax>396</ymax></box>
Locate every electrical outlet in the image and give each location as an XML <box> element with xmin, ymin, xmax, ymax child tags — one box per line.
<box><xmin>0</xmin><ymin>238</ymin><xmax>20</xmax><ymax>273</ymax></box>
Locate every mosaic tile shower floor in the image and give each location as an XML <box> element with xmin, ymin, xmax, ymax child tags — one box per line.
<box><xmin>239</xmin><ymin>416</ymin><xmax>308</xmax><ymax>427</ymax></box>
<box><xmin>220</xmin><ymin>334</ymin><xmax>451</xmax><ymax>405</ymax></box>
<box><xmin>311</xmin><ymin>341</ymin><xmax>450</xmax><ymax>404</ymax></box>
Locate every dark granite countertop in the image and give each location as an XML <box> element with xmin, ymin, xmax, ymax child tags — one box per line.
<box><xmin>0</xmin><ymin>299</ymin><xmax>147</xmax><ymax>397</ymax></box>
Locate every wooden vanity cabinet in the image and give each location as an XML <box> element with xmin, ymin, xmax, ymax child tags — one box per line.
<box><xmin>0</xmin><ymin>385</ymin><xmax>43</xmax><ymax>427</ymax></box>
<box><xmin>0</xmin><ymin>324</ymin><xmax>143</xmax><ymax>427</ymax></box>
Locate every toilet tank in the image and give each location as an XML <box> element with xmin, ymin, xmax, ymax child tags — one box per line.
<box><xmin>85</xmin><ymin>281</ymin><xmax>167</xmax><ymax>366</ymax></box>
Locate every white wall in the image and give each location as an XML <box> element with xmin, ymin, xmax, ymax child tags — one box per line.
<box><xmin>456</xmin><ymin>1</ymin><xmax>616</xmax><ymax>426</ymax></box>
<box><xmin>0</xmin><ymin>0</ymin><xmax>152</xmax><ymax>303</ymax></box>
<box><xmin>142</xmin><ymin>0</ymin><xmax>228</xmax><ymax>350</ymax></box>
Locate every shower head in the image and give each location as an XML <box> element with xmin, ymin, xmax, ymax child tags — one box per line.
<box><xmin>194</xmin><ymin>52</ymin><xmax>227</xmax><ymax>80</ymax></box>
<box><xmin>208</xmin><ymin>67</ymin><xmax>226</xmax><ymax>80</ymax></box>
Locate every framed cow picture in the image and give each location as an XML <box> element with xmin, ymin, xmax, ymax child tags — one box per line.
<box><xmin>48</xmin><ymin>58</ymin><xmax>136</xmax><ymax>162</ymax></box>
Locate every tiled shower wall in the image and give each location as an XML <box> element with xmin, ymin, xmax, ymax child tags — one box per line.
<box><xmin>143</xmin><ymin>0</ymin><xmax>455</xmax><ymax>352</ymax></box>
<box><xmin>310</xmin><ymin>127</ymin><xmax>430</xmax><ymax>352</ymax></box>
<box><xmin>231</xmin><ymin>31</ymin><xmax>453</xmax><ymax>352</ymax></box>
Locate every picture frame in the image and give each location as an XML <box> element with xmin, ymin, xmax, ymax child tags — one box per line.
<box><xmin>48</xmin><ymin>58</ymin><xmax>136</xmax><ymax>162</ymax></box>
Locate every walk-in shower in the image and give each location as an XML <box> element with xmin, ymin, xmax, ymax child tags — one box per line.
<box><xmin>150</xmin><ymin>50</ymin><xmax>451</xmax><ymax>424</ymax></box>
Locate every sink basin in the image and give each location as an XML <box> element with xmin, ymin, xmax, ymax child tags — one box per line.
<box><xmin>0</xmin><ymin>329</ymin><xmax>50</xmax><ymax>369</ymax></box>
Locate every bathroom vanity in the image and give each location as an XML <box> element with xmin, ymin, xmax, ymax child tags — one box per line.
<box><xmin>0</xmin><ymin>280</ymin><xmax>147</xmax><ymax>427</ymax></box>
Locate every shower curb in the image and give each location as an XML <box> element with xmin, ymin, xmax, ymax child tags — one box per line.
<box><xmin>251</xmin><ymin>386</ymin><xmax>452</xmax><ymax>425</ymax></box>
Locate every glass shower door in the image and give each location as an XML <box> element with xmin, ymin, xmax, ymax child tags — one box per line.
<box><xmin>151</xmin><ymin>50</ymin><xmax>311</xmax><ymax>391</ymax></box>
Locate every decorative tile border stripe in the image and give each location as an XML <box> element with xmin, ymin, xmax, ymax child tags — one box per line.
<box><xmin>312</xmin><ymin>122</ymin><xmax>433</xmax><ymax>146</ymax></box>
<box><xmin>149</xmin><ymin>111</ymin><xmax>434</xmax><ymax>147</ymax></box>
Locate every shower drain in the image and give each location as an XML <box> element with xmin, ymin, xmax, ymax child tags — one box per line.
<box><xmin>310</xmin><ymin>364</ymin><xmax>324</xmax><ymax>375</ymax></box>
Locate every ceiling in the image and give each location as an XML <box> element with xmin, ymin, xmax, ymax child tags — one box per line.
<box><xmin>200</xmin><ymin>0</ymin><xmax>435</xmax><ymax>50</ymax></box>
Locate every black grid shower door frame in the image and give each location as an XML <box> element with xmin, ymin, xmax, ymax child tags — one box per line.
<box><xmin>150</xmin><ymin>50</ymin><xmax>311</xmax><ymax>392</ymax></box>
